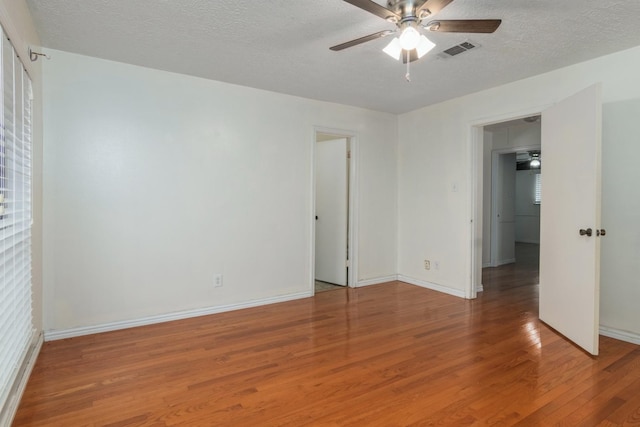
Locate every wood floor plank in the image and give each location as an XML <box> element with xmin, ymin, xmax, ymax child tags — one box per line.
<box><xmin>13</xmin><ymin>244</ymin><xmax>640</xmax><ymax>426</ymax></box>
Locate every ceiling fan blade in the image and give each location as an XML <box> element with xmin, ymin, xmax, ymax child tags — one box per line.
<box><xmin>424</xmin><ymin>19</ymin><xmax>502</xmax><ymax>33</ymax></box>
<box><xmin>416</xmin><ymin>0</ymin><xmax>454</xmax><ymax>19</ymax></box>
<box><xmin>343</xmin><ymin>0</ymin><xmax>401</xmax><ymax>22</ymax></box>
<box><xmin>330</xmin><ymin>30</ymin><xmax>394</xmax><ymax>51</ymax></box>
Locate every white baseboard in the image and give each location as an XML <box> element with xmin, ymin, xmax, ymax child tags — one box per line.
<box><xmin>476</xmin><ymin>284</ymin><xmax>484</xmax><ymax>293</ymax></box>
<box><xmin>482</xmin><ymin>262</ymin><xmax>491</xmax><ymax>268</ymax></box>
<box><xmin>397</xmin><ymin>275</ymin><xmax>466</xmax><ymax>298</ymax></box>
<box><xmin>599</xmin><ymin>326</ymin><xmax>640</xmax><ymax>346</ymax></box>
<box><xmin>495</xmin><ymin>258</ymin><xmax>516</xmax><ymax>266</ymax></box>
<box><xmin>356</xmin><ymin>275</ymin><xmax>398</xmax><ymax>287</ymax></box>
<box><xmin>44</xmin><ymin>291</ymin><xmax>312</xmax><ymax>341</ymax></box>
<box><xmin>1</xmin><ymin>330</ymin><xmax>43</xmax><ymax>427</ymax></box>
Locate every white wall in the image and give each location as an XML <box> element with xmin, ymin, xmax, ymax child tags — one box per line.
<box><xmin>398</xmin><ymin>45</ymin><xmax>640</xmax><ymax>337</ymax></box>
<box><xmin>0</xmin><ymin>0</ymin><xmax>43</xmax><ymax>331</ymax></box>
<box><xmin>42</xmin><ymin>50</ymin><xmax>397</xmax><ymax>333</ymax></box>
<box><xmin>601</xmin><ymin>99</ymin><xmax>640</xmax><ymax>336</ymax></box>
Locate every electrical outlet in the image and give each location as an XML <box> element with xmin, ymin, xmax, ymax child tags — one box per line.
<box><xmin>424</xmin><ymin>260</ymin><xmax>430</xmax><ymax>270</ymax></box>
<box><xmin>214</xmin><ymin>274</ymin><xmax>223</xmax><ymax>288</ymax></box>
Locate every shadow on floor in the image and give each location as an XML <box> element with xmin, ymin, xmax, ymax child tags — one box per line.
<box><xmin>315</xmin><ymin>281</ymin><xmax>345</xmax><ymax>293</ymax></box>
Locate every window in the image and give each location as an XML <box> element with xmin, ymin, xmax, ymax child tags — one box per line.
<box><xmin>0</xmin><ymin>27</ymin><xmax>34</xmax><ymax>416</ymax></box>
<box><xmin>534</xmin><ymin>172</ymin><xmax>541</xmax><ymax>205</ymax></box>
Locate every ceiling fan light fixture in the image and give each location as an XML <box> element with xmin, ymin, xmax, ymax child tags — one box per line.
<box><xmin>415</xmin><ymin>35</ymin><xmax>435</xmax><ymax>58</ymax></box>
<box><xmin>383</xmin><ymin>37</ymin><xmax>403</xmax><ymax>60</ymax></box>
<box><xmin>398</xmin><ymin>25</ymin><xmax>421</xmax><ymax>50</ymax></box>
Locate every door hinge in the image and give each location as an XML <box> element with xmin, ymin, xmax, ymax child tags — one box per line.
<box><xmin>347</xmin><ymin>151</ymin><xmax>351</xmax><ymax>159</ymax></box>
<box><xmin>346</xmin><ymin>260</ymin><xmax>350</xmax><ymax>268</ymax></box>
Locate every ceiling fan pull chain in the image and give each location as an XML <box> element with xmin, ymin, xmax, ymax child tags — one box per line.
<box><xmin>405</xmin><ymin>50</ymin><xmax>411</xmax><ymax>82</ymax></box>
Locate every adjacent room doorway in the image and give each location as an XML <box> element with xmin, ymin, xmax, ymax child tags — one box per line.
<box><xmin>483</xmin><ymin>134</ymin><xmax>542</xmax><ymax>296</ymax></box>
<box><xmin>314</xmin><ymin>130</ymin><xmax>355</xmax><ymax>293</ymax></box>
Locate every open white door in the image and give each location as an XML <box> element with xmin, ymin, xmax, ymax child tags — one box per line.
<box><xmin>315</xmin><ymin>138</ymin><xmax>348</xmax><ymax>286</ymax></box>
<box><xmin>540</xmin><ymin>84</ymin><xmax>602</xmax><ymax>355</ymax></box>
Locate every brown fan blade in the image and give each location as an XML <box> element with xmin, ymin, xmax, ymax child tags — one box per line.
<box><xmin>416</xmin><ymin>0</ymin><xmax>454</xmax><ymax>19</ymax></box>
<box><xmin>330</xmin><ymin>30</ymin><xmax>394</xmax><ymax>51</ymax></box>
<box><xmin>343</xmin><ymin>0</ymin><xmax>401</xmax><ymax>22</ymax></box>
<box><xmin>424</xmin><ymin>19</ymin><xmax>502</xmax><ymax>33</ymax></box>
<box><xmin>401</xmin><ymin>50</ymin><xmax>420</xmax><ymax>64</ymax></box>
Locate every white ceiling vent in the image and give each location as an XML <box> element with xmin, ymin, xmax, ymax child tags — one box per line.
<box><xmin>437</xmin><ymin>41</ymin><xmax>479</xmax><ymax>59</ymax></box>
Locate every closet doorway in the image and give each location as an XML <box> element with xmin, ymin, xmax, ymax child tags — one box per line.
<box><xmin>314</xmin><ymin>130</ymin><xmax>356</xmax><ymax>293</ymax></box>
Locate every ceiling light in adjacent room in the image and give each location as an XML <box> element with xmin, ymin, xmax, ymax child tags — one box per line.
<box><xmin>530</xmin><ymin>152</ymin><xmax>541</xmax><ymax>168</ymax></box>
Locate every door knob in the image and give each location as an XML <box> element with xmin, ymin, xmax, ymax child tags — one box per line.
<box><xmin>579</xmin><ymin>228</ymin><xmax>592</xmax><ymax>237</ymax></box>
<box><xmin>597</xmin><ymin>229</ymin><xmax>606</xmax><ymax>237</ymax></box>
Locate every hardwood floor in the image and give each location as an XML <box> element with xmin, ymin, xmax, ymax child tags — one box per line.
<box><xmin>14</xmin><ymin>255</ymin><xmax>640</xmax><ymax>426</ymax></box>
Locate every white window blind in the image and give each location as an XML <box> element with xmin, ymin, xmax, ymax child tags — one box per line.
<box><xmin>0</xmin><ymin>26</ymin><xmax>34</xmax><ymax>414</ymax></box>
<box><xmin>534</xmin><ymin>173</ymin><xmax>541</xmax><ymax>204</ymax></box>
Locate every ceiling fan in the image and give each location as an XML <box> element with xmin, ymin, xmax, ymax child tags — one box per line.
<box><xmin>330</xmin><ymin>0</ymin><xmax>501</xmax><ymax>64</ymax></box>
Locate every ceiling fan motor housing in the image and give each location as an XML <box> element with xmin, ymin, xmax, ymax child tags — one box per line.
<box><xmin>386</xmin><ymin>0</ymin><xmax>428</xmax><ymax>16</ymax></box>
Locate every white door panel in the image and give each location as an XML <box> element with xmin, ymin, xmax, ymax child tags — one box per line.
<box><xmin>540</xmin><ymin>84</ymin><xmax>602</xmax><ymax>355</ymax></box>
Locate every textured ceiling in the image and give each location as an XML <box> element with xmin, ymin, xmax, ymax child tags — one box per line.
<box><xmin>25</xmin><ymin>0</ymin><xmax>640</xmax><ymax>114</ymax></box>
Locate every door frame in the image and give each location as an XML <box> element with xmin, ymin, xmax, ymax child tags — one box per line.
<box><xmin>311</xmin><ymin>126</ymin><xmax>359</xmax><ymax>293</ymax></box>
<box><xmin>468</xmin><ymin>106</ymin><xmax>549</xmax><ymax>298</ymax></box>
<box><xmin>489</xmin><ymin>147</ymin><xmax>540</xmax><ymax>267</ymax></box>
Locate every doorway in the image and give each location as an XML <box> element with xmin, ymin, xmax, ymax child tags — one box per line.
<box><xmin>470</xmin><ymin>85</ymin><xmax>602</xmax><ymax>355</ymax></box>
<box><xmin>313</xmin><ymin>130</ymin><xmax>356</xmax><ymax>293</ymax></box>
<box><xmin>478</xmin><ymin>117</ymin><xmax>542</xmax><ymax>293</ymax></box>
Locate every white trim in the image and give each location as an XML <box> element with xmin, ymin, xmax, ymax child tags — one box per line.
<box><xmin>495</xmin><ymin>258</ymin><xmax>516</xmax><ymax>266</ymax></box>
<box><xmin>599</xmin><ymin>326</ymin><xmax>640</xmax><ymax>346</ymax></box>
<box><xmin>468</xmin><ymin>105</ymin><xmax>552</xmax><ymax>129</ymax></box>
<box><xmin>482</xmin><ymin>262</ymin><xmax>492</xmax><ymax>268</ymax></box>
<box><xmin>356</xmin><ymin>275</ymin><xmax>398</xmax><ymax>287</ymax></box>
<box><xmin>397</xmin><ymin>275</ymin><xmax>466</xmax><ymax>298</ymax></box>
<box><xmin>476</xmin><ymin>284</ymin><xmax>484</xmax><ymax>293</ymax></box>
<box><xmin>0</xmin><ymin>331</ymin><xmax>42</xmax><ymax>427</ymax></box>
<box><xmin>44</xmin><ymin>291</ymin><xmax>312</xmax><ymax>341</ymax></box>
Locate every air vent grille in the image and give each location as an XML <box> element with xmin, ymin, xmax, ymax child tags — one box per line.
<box><xmin>443</xmin><ymin>45</ymin><xmax>466</xmax><ymax>56</ymax></box>
<box><xmin>437</xmin><ymin>41</ymin><xmax>478</xmax><ymax>59</ymax></box>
